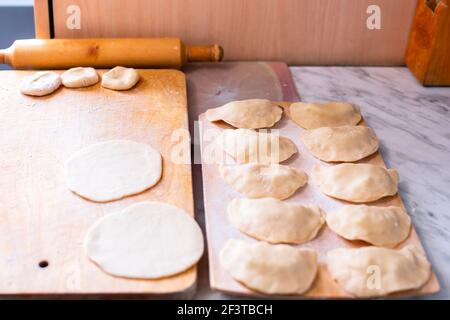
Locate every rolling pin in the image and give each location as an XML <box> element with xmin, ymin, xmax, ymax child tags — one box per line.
<box><xmin>0</xmin><ymin>38</ymin><xmax>223</xmax><ymax>69</ymax></box>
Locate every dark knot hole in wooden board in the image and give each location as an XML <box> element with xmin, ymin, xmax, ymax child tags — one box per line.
<box><xmin>38</xmin><ymin>260</ymin><xmax>49</xmax><ymax>268</ymax></box>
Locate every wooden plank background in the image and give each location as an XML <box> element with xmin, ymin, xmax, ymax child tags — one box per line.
<box><xmin>33</xmin><ymin>0</ymin><xmax>50</xmax><ymax>39</ymax></box>
<box><xmin>45</xmin><ymin>0</ymin><xmax>419</xmax><ymax>65</ymax></box>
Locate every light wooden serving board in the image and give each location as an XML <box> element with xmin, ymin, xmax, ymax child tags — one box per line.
<box><xmin>0</xmin><ymin>70</ymin><xmax>196</xmax><ymax>297</ymax></box>
<box><xmin>199</xmin><ymin>102</ymin><xmax>440</xmax><ymax>298</ymax></box>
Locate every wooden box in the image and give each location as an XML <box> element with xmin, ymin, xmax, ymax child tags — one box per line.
<box><xmin>405</xmin><ymin>0</ymin><xmax>450</xmax><ymax>85</ymax></box>
<box><xmin>34</xmin><ymin>0</ymin><xmax>419</xmax><ymax>65</ymax></box>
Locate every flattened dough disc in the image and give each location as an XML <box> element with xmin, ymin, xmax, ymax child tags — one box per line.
<box><xmin>65</xmin><ymin>140</ymin><xmax>162</xmax><ymax>202</ymax></box>
<box><xmin>101</xmin><ymin>66</ymin><xmax>140</xmax><ymax>90</ymax></box>
<box><xmin>84</xmin><ymin>201</ymin><xmax>204</xmax><ymax>279</ymax></box>
<box><xmin>20</xmin><ymin>71</ymin><xmax>61</xmax><ymax>96</ymax></box>
<box><xmin>61</xmin><ymin>67</ymin><xmax>99</xmax><ymax>88</ymax></box>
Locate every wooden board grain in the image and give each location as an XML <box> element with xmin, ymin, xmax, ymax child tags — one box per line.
<box><xmin>199</xmin><ymin>102</ymin><xmax>440</xmax><ymax>298</ymax></box>
<box><xmin>0</xmin><ymin>70</ymin><xmax>196</xmax><ymax>297</ymax></box>
<box><xmin>48</xmin><ymin>0</ymin><xmax>417</xmax><ymax>65</ymax></box>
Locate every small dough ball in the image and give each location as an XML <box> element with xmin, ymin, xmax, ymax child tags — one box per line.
<box><xmin>101</xmin><ymin>66</ymin><xmax>140</xmax><ymax>90</ymax></box>
<box><xmin>65</xmin><ymin>140</ymin><xmax>162</xmax><ymax>202</ymax></box>
<box><xmin>61</xmin><ymin>67</ymin><xmax>99</xmax><ymax>88</ymax></box>
<box><xmin>84</xmin><ymin>201</ymin><xmax>204</xmax><ymax>279</ymax></box>
<box><xmin>20</xmin><ymin>71</ymin><xmax>62</xmax><ymax>96</ymax></box>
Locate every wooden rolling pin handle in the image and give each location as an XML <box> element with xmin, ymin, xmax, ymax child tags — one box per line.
<box><xmin>187</xmin><ymin>44</ymin><xmax>224</xmax><ymax>62</ymax></box>
<box><xmin>0</xmin><ymin>49</ymin><xmax>5</xmax><ymax>65</ymax></box>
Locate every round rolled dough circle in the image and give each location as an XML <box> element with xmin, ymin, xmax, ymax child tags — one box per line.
<box><xmin>20</xmin><ymin>71</ymin><xmax>62</xmax><ymax>96</ymax></box>
<box><xmin>101</xmin><ymin>66</ymin><xmax>140</xmax><ymax>90</ymax></box>
<box><xmin>61</xmin><ymin>67</ymin><xmax>99</xmax><ymax>88</ymax></box>
<box><xmin>65</xmin><ymin>140</ymin><xmax>162</xmax><ymax>202</ymax></box>
<box><xmin>84</xmin><ymin>201</ymin><xmax>204</xmax><ymax>279</ymax></box>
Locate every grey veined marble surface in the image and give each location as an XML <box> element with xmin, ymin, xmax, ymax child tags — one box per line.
<box><xmin>291</xmin><ymin>67</ymin><xmax>450</xmax><ymax>299</ymax></box>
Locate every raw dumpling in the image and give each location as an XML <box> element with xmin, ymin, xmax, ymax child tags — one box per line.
<box><xmin>206</xmin><ymin>99</ymin><xmax>283</xmax><ymax>129</ymax></box>
<box><xmin>227</xmin><ymin>198</ymin><xmax>324</xmax><ymax>244</ymax></box>
<box><xmin>61</xmin><ymin>67</ymin><xmax>99</xmax><ymax>88</ymax></box>
<box><xmin>101</xmin><ymin>66</ymin><xmax>139</xmax><ymax>90</ymax></box>
<box><xmin>220</xmin><ymin>239</ymin><xmax>318</xmax><ymax>295</ymax></box>
<box><xmin>84</xmin><ymin>201</ymin><xmax>204</xmax><ymax>279</ymax></box>
<box><xmin>301</xmin><ymin>126</ymin><xmax>379</xmax><ymax>162</ymax></box>
<box><xmin>326</xmin><ymin>205</ymin><xmax>411</xmax><ymax>247</ymax></box>
<box><xmin>327</xmin><ymin>246</ymin><xmax>431</xmax><ymax>297</ymax></box>
<box><xmin>219</xmin><ymin>163</ymin><xmax>307</xmax><ymax>199</ymax></box>
<box><xmin>65</xmin><ymin>140</ymin><xmax>162</xmax><ymax>202</ymax></box>
<box><xmin>215</xmin><ymin>129</ymin><xmax>297</xmax><ymax>164</ymax></box>
<box><xmin>290</xmin><ymin>102</ymin><xmax>361</xmax><ymax>129</ymax></box>
<box><xmin>312</xmin><ymin>163</ymin><xmax>399</xmax><ymax>203</ymax></box>
<box><xmin>20</xmin><ymin>71</ymin><xmax>61</xmax><ymax>96</ymax></box>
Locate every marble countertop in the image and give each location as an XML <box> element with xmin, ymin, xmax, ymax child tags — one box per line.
<box><xmin>194</xmin><ymin>66</ymin><xmax>450</xmax><ymax>299</ymax></box>
<box><xmin>290</xmin><ymin>67</ymin><xmax>450</xmax><ymax>299</ymax></box>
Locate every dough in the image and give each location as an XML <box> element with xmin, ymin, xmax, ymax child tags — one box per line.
<box><xmin>301</xmin><ymin>126</ymin><xmax>379</xmax><ymax>162</ymax></box>
<box><xmin>84</xmin><ymin>201</ymin><xmax>204</xmax><ymax>279</ymax></box>
<box><xmin>327</xmin><ymin>246</ymin><xmax>431</xmax><ymax>297</ymax></box>
<box><xmin>206</xmin><ymin>99</ymin><xmax>283</xmax><ymax>129</ymax></box>
<box><xmin>101</xmin><ymin>66</ymin><xmax>140</xmax><ymax>90</ymax></box>
<box><xmin>219</xmin><ymin>163</ymin><xmax>307</xmax><ymax>199</ymax></box>
<box><xmin>326</xmin><ymin>205</ymin><xmax>411</xmax><ymax>247</ymax></box>
<box><xmin>312</xmin><ymin>163</ymin><xmax>399</xmax><ymax>203</ymax></box>
<box><xmin>290</xmin><ymin>102</ymin><xmax>361</xmax><ymax>129</ymax></box>
<box><xmin>220</xmin><ymin>239</ymin><xmax>318</xmax><ymax>295</ymax></box>
<box><xmin>227</xmin><ymin>198</ymin><xmax>324</xmax><ymax>244</ymax></box>
<box><xmin>216</xmin><ymin>129</ymin><xmax>297</xmax><ymax>164</ymax></box>
<box><xmin>20</xmin><ymin>71</ymin><xmax>61</xmax><ymax>96</ymax></box>
<box><xmin>61</xmin><ymin>67</ymin><xmax>99</xmax><ymax>88</ymax></box>
<box><xmin>65</xmin><ymin>140</ymin><xmax>162</xmax><ymax>202</ymax></box>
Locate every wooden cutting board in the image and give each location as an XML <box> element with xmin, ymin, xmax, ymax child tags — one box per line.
<box><xmin>198</xmin><ymin>102</ymin><xmax>440</xmax><ymax>298</ymax></box>
<box><xmin>0</xmin><ymin>70</ymin><xmax>196</xmax><ymax>297</ymax></box>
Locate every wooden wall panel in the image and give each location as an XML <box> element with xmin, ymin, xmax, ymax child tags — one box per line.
<box><xmin>49</xmin><ymin>0</ymin><xmax>418</xmax><ymax>65</ymax></box>
<box><xmin>34</xmin><ymin>0</ymin><xmax>51</xmax><ymax>39</ymax></box>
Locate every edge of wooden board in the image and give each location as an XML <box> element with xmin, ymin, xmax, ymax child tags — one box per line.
<box><xmin>199</xmin><ymin>102</ymin><xmax>441</xmax><ymax>299</ymax></box>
